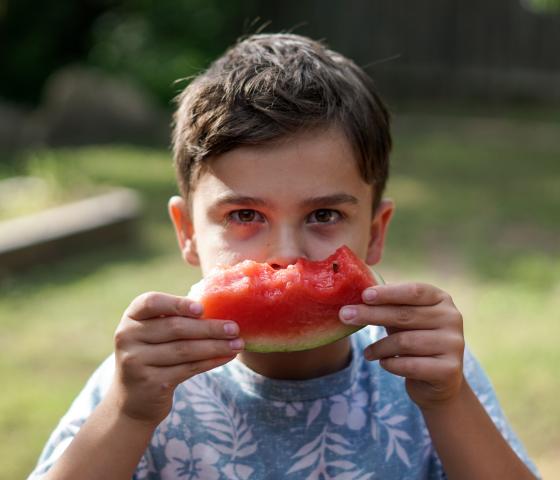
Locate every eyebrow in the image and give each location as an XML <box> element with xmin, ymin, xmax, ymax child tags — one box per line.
<box><xmin>301</xmin><ymin>193</ymin><xmax>359</xmax><ymax>209</ymax></box>
<box><xmin>211</xmin><ymin>192</ymin><xmax>359</xmax><ymax>210</ymax></box>
<box><xmin>212</xmin><ymin>193</ymin><xmax>268</xmax><ymax>209</ymax></box>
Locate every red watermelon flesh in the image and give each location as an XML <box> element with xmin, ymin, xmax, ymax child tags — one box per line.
<box><xmin>188</xmin><ymin>245</ymin><xmax>380</xmax><ymax>352</ymax></box>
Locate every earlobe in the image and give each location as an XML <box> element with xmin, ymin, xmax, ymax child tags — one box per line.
<box><xmin>365</xmin><ymin>199</ymin><xmax>394</xmax><ymax>266</ymax></box>
<box><xmin>168</xmin><ymin>195</ymin><xmax>200</xmax><ymax>266</ymax></box>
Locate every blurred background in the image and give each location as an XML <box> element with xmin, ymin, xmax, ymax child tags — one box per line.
<box><xmin>1</xmin><ymin>0</ymin><xmax>559</xmax><ymax>478</ymax></box>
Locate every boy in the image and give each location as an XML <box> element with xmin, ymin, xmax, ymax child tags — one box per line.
<box><xmin>30</xmin><ymin>33</ymin><xmax>540</xmax><ymax>479</ymax></box>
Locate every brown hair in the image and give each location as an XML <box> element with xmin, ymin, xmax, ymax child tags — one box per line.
<box><xmin>172</xmin><ymin>33</ymin><xmax>391</xmax><ymax>210</ymax></box>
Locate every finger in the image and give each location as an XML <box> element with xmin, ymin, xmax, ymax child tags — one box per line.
<box><xmin>158</xmin><ymin>355</ymin><xmax>238</xmax><ymax>386</ymax></box>
<box><xmin>339</xmin><ymin>304</ymin><xmax>440</xmax><ymax>329</ymax></box>
<box><xmin>123</xmin><ymin>316</ymin><xmax>240</xmax><ymax>344</ymax></box>
<box><xmin>142</xmin><ymin>338</ymin><xmax>245</xmax><ymax>367</ymax></box>
<box><xmin>364</xmin><ymin>330</ymin><xmax>463</xmax><ymax>361</ymax></box>
<box><xmin>361</xmin><ymin>282</ymin><xmax>448</xmax><ymax>307</ymax></box>
<box><xmin>126</xmin><ymin>292</ymin><xmax>203</xmax><ymax>321</ymax></box>
<box><xmin>379</xmin><ymin>355</ymin><xmax>461</xmax><ymax>383</ymax></box>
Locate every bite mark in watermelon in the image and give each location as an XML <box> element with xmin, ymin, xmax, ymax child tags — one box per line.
<box><xmin>188</xmin><ymin>246</ymin><xmax>381</xmax><ymax>353</ymax></box>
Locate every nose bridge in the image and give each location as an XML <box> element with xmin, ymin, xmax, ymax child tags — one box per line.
<box><xmin>267</xmin><ymin>221</ymin><xmax>305</xmax><ymax>268</ymax></box>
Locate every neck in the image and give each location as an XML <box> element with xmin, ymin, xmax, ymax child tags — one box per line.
<box><xmin>238</xmin><ymin>337</ymin><xmax>352</xmax><ymax>380</ymax></box>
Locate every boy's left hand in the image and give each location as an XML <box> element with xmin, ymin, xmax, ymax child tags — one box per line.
<box><xmin>339</xmin><ymin>283</ymin><xmax>465</xmax><ymax>410</ymax></box>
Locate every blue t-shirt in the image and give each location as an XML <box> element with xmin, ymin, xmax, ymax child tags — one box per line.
<box><xmin>29</xmin><ymin>327</ymin><xmax>540</xmax><ymax>479</ymax></box>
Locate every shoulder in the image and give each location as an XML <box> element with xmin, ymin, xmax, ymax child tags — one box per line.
<box><xmin>27</xmin><ymin>355</ymin><xmax>115</xmax><ymax>479</ymax></box>
<box><xmin>66</xmin><ymin>354</ymin><xmax>115</xmax><ymax>416</ymax></box>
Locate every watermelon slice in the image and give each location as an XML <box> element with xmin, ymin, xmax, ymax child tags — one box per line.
<box><xmin>188</xmin><ymin>246</ymin><xmax>381</xmax><ymax>353</ymax></box>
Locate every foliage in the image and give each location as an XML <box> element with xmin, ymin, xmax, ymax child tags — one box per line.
<box><xmin>0</xmin><ymin>0</ymin><xmax>114</xmax><ymax>105</ymax></box>
<box><xmin>522</xmin><ymin>0</ymin><xmax>560</xmax><ymax>12</ymax></box>
<box><xmin>0</xmin><ymin>0</ymin><xmax>256</xmax><ymax>107</ymax></box>
<box><xmin>87</xmin><ymin>0</ymin><xmax>258</xmax><ymax>106</ymax></box>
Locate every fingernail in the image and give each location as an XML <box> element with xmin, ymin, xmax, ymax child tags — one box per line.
<box><xmin>229</xmin><ymin>338</ymin><xmax>244</xmax><ymax>351</ymax></box>
<box><xmin>364</xmin><ymin>348</ymin><xmax>377</xmax><ymax>361</ymax></box>
<box><xmin>224</xmin><ymin>323</ymin><xmax>239</xmax><ymax>336</ymax></box>
<box><xmin>363</xmin><ymin>288</ymin><xmax>377</xmax><ymax>302</ymax></box>
<box><xmin>189</xmin><ymin>302</ymin><xmax>203</xmax><ymax>315</ymax></box>
<box><xmin>340</xmin><ymin>307</ymin><xmax>357</xmax><ymax>323</ymax></box>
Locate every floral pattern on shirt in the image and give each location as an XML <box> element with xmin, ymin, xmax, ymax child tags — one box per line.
<box><xmin>28</xmin><ymin>328</ymin><xmax>541</xmax><ymax>479</ymax></box>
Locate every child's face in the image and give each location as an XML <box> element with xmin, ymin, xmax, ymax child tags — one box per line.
<box><xmin>169</xmin><ymin>127</ymin><xmax>393</xmax><ymax>276</ymax></box>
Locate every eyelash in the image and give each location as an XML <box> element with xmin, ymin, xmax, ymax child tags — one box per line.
<box><xmin>227</xmin><ymin>210</ymin><xmax>266</xmax><ymax>224</ymax></box>
<box><xmin>308</xmin><ymin>209</ymin><xmax>343</xmax><ymax>224</ymax></box>
<box><xmin>226</xmin><ymin>209</ymin><xmax>343</xmax><ymax>225</ymax></box>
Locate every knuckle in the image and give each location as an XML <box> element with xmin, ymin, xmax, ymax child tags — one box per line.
<box><xmin>411</xmin><ymin>283</ymin><xmax>425</xmax><ymax>299</ymax></box>
<box><xmin>172</xmin><ymin>299</ymin><xmax>182</xmax><ymax>316</ymax></box>
<box><xmin>113</xmin><ymin>326</ymin><xmax>129</xmax><ymax>350</ymax></box>
<box><xmin>446</xmin><ymin>309</ymin><xmax>463</xmax><ymax>329</ymax></box>
<box><xmin>454</xmin><ymin>311</ymin><xmax>464</xmax><ymax>327</ymax></box>
<box><xmin>173</xmin><ymin>340</ymin><xmax>189</xmax><ymax>358</ymax></box>
<box><xmin>168</xmin><ymin>316</ymin><xmax>186</xmax><ymax>337</ymax></box>
<box><xmin>447</xmin><ymin>358</ymin><xmax>462</xmax><ymax>374</ymax></box>
<box><xmin>397</xmin><ymin>332</ymin><xmax>414</xmax><ymax>351</ymax></box>
<box><xmin>139</xmin><ymin>291</ymin><xmax>160</xmax><ymax>312</ymax></box>
<box><xmin>402</xmin><ymin>358</ymin><xmax>418</xmax><ymax>377</ymax></box>
<box><xmin>214</xmin><ymin>321</ymin><xmax>228</xmax><ymax>338</ymax></box>
<box><xmin>443</xmin><ymin>292</ymin><xmax>453</xmax><ymax>303</ymax></box>
<box><xmin>120</xmin><ymin>351</ymin><xmax>139</xmax><ymax>371</ymax></box>
<box><xmin>396</xmin><ymin>306</ymin><xmax>412</xmax><ymax>325</ymax></box>
<box><xmin>117</xmin><ymin>353</ymin><xmax>151</xmax><ymax>385</ymax></box>
<box><xmin>213</xmin><ymin>340</ymin><xmax>230</xmax><ymax>357</ymax></box>
<box><xmin>439</xmin><ymin>292</ymin><xmax>453</xmax><ymax>306</ymax></box>
<box><xmin>452</xmin><ymin>333</ymin><xmax>465</xmax><ymax>353</ymax></box>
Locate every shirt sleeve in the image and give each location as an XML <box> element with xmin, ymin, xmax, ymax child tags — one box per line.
<box><xmin>27</xmin><ymin>355</ymin><xmax>115</xmax><ymax>479</ymax></box>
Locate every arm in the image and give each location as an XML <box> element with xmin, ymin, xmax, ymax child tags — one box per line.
<box><xmin>42</xmin><ymin>292</ymin><xmax>243</xmax><ymax>480</ymax></box>
<box><xmin>340</xmin><ymin>282</ymin><xmax>538</xmax><ymax>480</ymax></box>
<box><xmin>421</xmin><ymin>378</ymin><xmax>535</xmax><ymax>479</ymax></box>
<box><xmin>43</xmin><ymin>387</ymin><xmax>156</xmax><ymax>480</ymax></box>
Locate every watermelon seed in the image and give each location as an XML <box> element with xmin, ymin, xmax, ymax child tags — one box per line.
<box><xmin>332</xmin><ymin>261</ymin><xmax>339</xmax><ymax>273</ymax></box>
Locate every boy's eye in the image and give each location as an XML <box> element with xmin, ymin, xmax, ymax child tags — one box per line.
<box><xmin>308</xmin><ymin>209</ymin><xmax>341</xmax><ymax>224</ymax></box>
<box><xmin>229</xmin><ymin>209</ymin><xmax>265</xmax><ymax>224</ymax></box>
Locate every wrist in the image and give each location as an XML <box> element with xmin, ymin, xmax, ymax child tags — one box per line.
<box><xmin>105</xmin><ymin>381</ymin><xmax>167</xmax><ymax>431</ymax></box>
<box><xmin>416</xmin><ymin>375</ymin><xmax>469</xmax><ymax>416</ymax></box>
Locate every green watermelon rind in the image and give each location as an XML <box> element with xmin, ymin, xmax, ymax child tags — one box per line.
<box><xmin>245</xmin><ymin>324</ymin><xmax>365</xmax><ymax>352</ymax></box>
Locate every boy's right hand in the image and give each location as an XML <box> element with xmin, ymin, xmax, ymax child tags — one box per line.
<box><xmin>108</xmin><ymin>291</ymin><xmax>243</xmax><ymax>426</ymax></box>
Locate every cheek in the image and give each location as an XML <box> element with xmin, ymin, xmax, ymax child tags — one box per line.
<box><xmin>199</xmin><ymin>246</ymin><xmax>239</xmax><ymax>275</ymax></box>
<box><xmin>331</xmin><ymin>222</ymin><xmax>373</xmax><ymax>261</ymax></box>
<box><xmin>193</xmin><ymin>223</ymin><xmax>229</xmax><ymax>268</ymax></box>
<box><xmin>301</xmin><ymin>228</ymin><xmax>365</xmax><ymax>261</ymax></box>
<box><xmin>226</xmin><ymin>223</ymin><xmax>264</xmax><ymax>242</ymax></box>
<box><xmin>197</xmin><ymin>226</ymin><xmax>268</xmax><ymax>272</ymax></box>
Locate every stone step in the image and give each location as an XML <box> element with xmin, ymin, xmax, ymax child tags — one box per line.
<box><xmin>0</xmin><ymin>188</ymin><xmax>142</xmax><ymax>272</ymax></box>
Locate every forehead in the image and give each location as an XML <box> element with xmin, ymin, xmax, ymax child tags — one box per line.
<box><xmin>192</xmin><ymin>127</ymin><xmax>373</xmax><ymax>207</ymax></box>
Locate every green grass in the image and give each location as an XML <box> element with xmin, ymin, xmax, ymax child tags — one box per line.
<box><xmin>1</xmin><ymin>109</ymin><xmax>559</xmax><ymax>479</ymax></box>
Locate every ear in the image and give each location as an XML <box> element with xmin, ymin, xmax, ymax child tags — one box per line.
<box><xmin>365</xmin><ymin>198</ymin><xmax>394</xmax><ymax>266</ymax></box>
<box><xmin>168</xmin><ymin>195</ymin><xmax>200</xmax><ymax>266</ymax></box>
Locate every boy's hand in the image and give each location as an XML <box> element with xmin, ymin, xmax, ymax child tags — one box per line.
<box><xmin>339</xmin><ymin>283</ymin><xmax>465</xmax><ymax>410</ymax></box>
<box><xmin>109</xmin><ymin>292</ymin><xmax>244</xmax><ymax>426</ymax></box>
